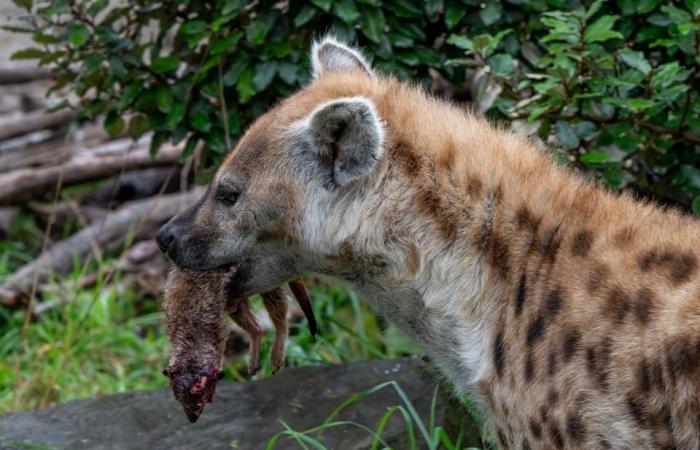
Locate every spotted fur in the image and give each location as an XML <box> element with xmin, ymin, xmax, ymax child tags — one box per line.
<box><xmin>157</xmin><ymin>37</ymin><xmax>700</xmax><ymax>449</ymax></box>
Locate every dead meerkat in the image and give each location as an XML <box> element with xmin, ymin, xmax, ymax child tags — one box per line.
<box><xmin>162</xmin><ymin>267</ymin><xmax>316</xmax><ymax>422</ymax></box>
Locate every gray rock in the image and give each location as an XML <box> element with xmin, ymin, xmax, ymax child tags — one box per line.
<box><xmin>0</xmin><ymin>358</ymin><xmax>479</xmax><ymax>450</ymax></box>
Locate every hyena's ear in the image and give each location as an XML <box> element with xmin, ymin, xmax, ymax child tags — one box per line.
<box><xmin>306</xmin><ymin>96</ymin><xmax>385</xmax><ymax>187</ymax></box>
<box><xmin>311</xmin><ymin>36</ymin><xmax>373</xmax><ymax>78</ymax></box>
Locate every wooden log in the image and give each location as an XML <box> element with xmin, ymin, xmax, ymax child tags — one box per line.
<box><xmin>0</xmin><ymin>186</ymin><xmax>206</xmax><ymax>304</ymax></box>
<box><xmin>0</xmin><ymin>206</ymin><xmax>17</xmax><ymax>239</ymax></box>
<box><xmin>0</xmin><ymin>125</ymin><xmax>107</xmax><ymax>174</ymax></box>
<box><xmin>0</xmin><ymin>141</ymin><xmax>183</xmax><ymax>204</ymax></box>
<box><xmin>0</xmin><ymin>67</ymin><xmax>53</xmax><ymax>84</ymax></box>
<box><xmin>0</xmin><ymin>109</ymin><xmax>76</xmax><ymax>142</ymax></box>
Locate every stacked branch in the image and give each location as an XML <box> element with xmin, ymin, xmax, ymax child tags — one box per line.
<box><xmin>0</xmin><ymin>187</ymin><xmax>205</xmax><ymax>306</ymax></box>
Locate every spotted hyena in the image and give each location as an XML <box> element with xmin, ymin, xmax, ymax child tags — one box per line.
<box><xmin>156</xmin><ymin>37</ymin><xmax>700</xmax><ymax>449</ymax></box>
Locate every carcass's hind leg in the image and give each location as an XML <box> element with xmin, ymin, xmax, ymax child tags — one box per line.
<box><xmin>227</xmin><ymin>297</ymin><xmax>263</xmax><ymax>376</ymax></box>
<box><xmin>261</xmin><ymin>289</ymin><xmax>288</xmax><ymax>374</ymax></box>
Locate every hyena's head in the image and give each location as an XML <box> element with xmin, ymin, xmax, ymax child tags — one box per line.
<box><xmin>156</xmin><ymin>37</ymin><xmax>390</xmax><ymax>297</ymax></box>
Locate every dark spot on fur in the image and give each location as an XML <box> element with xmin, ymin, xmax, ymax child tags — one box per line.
<box><xmin>566</xmin><ymin>412</ymin><xmax>587</xmax><ymax>443</ymax></box>
<box><xmin>526</xmin><ymin>315</ymin><xmax>546</xmax><ymax>347</ymax></box>
<box><xmin>562</xmin><ymin>328</ymin><xmax>581</xmax><ymax>361</ymax></box>
<box><xmin>671</xmin><ymin>252</ymin><xmax>697</xmax><ymax>284</ymax></box>
<box><xmin>392</xmin><ymin>144</ymin><xmax>422</xmax><ymax>179</ymax></box>
<box><xmin>516</xmin><ymin>206</ymin><xmax>540</xmax><ymax>232</ymax></box>
<box><xmin>466</xmin><ymin>176</ymin><xmax>482</xmax><ymax>198</ymax></box>
<box><xmin>587</xmin><ymin>262</ymin><xmax>610</xmax><ymax>294</ymax></box>
<box><xmin>526</xmin><ymin>288</ymin><xmax>564</xmax><ymax>347</ymax></box>
<box><xmin>638</xmin><ymin>359</ymin><xmax>651</xmax><ymax>393</ymax></box>
<box><xmin>496</xmin><ymin>427</ymin><xmax>508</xmax><ymax>448</ymax></box>
<box><xmin>522</xmin><ymin>438</ymin><xmax>532</xmax><ymax>450</ymax></box>
<box><xmin>638</xmin><ymin>248</ymin><xmax>697</xmax><ymax>285</ymax></box>
<box><xmin>603</xmin><ymin>287</ymin><xmax>631</xmax><ymax>323</ymax></box>
<box><xmin>544</xmin><ymin>288</ymin><xmax>564</xmax><ymax>320</ymax></box>
<box><xmin>489</xmin><ymin>234</ymin><xmax>511</xmax><ymax>278</ymax></box>
<box><xmin>547</xmin><ymin>351</ymin><xmax>558</xmax><ymax>376</ymax></box>
<box><xmin>416</xmin><ymin>186</ymin><xmax>459</xmax><ymax>241</ymax></box>
<box><xmin>626</xmin><ymin>394</ymin><xmax>647</xmax><ymax>425</ymax></box>
<box><xmin>547</xmin><ymin>389</ymin><xmax>559</xmax><ymax>406</ymax></box>
<box><xmin>665</xmin><ymin>334</ymin><xmax>700</xmax><ymax>378</ymax></box>
<box><xmin>549</xmin><ymin>422</ymin><xmax>565</xmax><ymax>448</ymax></box>
<box><xmin>634</xmin><ymin>287</ymin><xmax>656</xmax><ymax>325</ymax></box>
<box><xmin>571</xmin><ymin>229</ymin><xmax>593</xmax><ymax>257</ymax></box>
<box><xmin>514</xmin><ymin>273</ymin><xmax>527</xmax><ymax>317</ymax></box>
<box><xmin>538</xmin><ymin>225</ymin><xmax>563</xmax><ymax>262</ymax></box>
<box><xmin>529</xmin><ymin>417</ymin><xmax>542</xmax><ymax>440</ymax></box>
<box><xmin>586</xmin><ymin>337</ymin><xmax>612</xmax><ymax>391</ymax></box>
<box><xmin>614</xmin><ymin>226</ymin><xmax>635</xmax><ymax>248</ymax></box>
<box><xmin>493</xmin><ymin>332</ymin><xmax>506</xmax><ymax>378</ymax></box>
<box><xmin>648</xmin><ymin>360</ymin><xmax>665</xmax><ymax>391</ymax></box>
<box><xmin>524</xmin><ymin>352</ymin><xmax>535</xmax><ymax>382</ymax></box>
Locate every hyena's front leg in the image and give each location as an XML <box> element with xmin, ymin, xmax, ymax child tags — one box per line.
<box><xmin>261</xmin><ymin>288</ymin><xmax>288</xmax><ymax>374</ymax></box>
<box><xmin>226</xmin><ymin>297</ymin><xmax>263</xmax><ymax>376</ymax></box>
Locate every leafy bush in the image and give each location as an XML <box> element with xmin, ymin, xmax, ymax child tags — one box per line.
<box><xmin>7</xmin><ymin>0</ymin><xmax>700</xmax><ymax>209</ymax></box>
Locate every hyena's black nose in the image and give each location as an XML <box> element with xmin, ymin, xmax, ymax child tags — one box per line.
<box><xmin>156</xmin><ymin>223</ymin><xmax>175</xmax><ymax>254</ymax></box>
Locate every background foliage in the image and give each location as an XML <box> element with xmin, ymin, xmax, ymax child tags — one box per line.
<box><xmin>8</xmin><ymin>0</ymin><xmax>700</xmax><ymax>209</ymax></box>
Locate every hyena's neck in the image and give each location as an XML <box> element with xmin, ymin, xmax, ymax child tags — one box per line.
<box><xmin>310</xmin><ymin>104</ymin><xmax>630</xmax><ymax>392</ymax></box>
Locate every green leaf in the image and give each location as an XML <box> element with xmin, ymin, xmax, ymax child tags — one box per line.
<box><xmin>127</xmin><ymin>114</ymin><xmax>150</xmax><ymax>140</ymax></box>
<box><xmin>585</xmin><ymin>0</ymin><xmax>604</xmax><ymax>20</ymax></box>
<box><xmin>11</xmin><ymin>0</ymin><xmax>32</xmax><ymax>9</ymax></box>
<box><xmin>165</xmin><ymin>104</ymin><xmax>186</xmax><ymax>129</ymax></box>
<box><xmin>619</xmin><ymin>48</ymin><xmax>651</xmax><ymax>74</ymax></box>
<box><xmin>151</xmin><ymin>56</ymin><xmax>180</xmax><ymax>73</ymax></box>
<box><xmin>446</xmin><ymin>34</ymin><xmax>473</xmax><ymax>51</ymax></box>
<box><xmin>681</xmin><ymin>165</ymin><xmax>700</xmax><ymax>189</ymax></box>
<box><xmin>444</xmin><ymin>1</ymin><xmax>466</xmax><ymax>29</ymax></box>
<box><xmin>488</xmin><ymin>53</ymin><xmax>514</xmax><ymax>77</ymax></box>
<box><xmin>311</xmin><ymin>0</ymin><xmax>332</xmax><ymax>12</ymax></box>
<box><xmin>692</xmin><ymin>195</ymin><xmax>700</xmax><ymax>215</ymax></box>
<box><xmin>67</xmin><ymin>24</ymin><xmax>90</xmax><ymax>48</ymax></box>
<box><xmin>580</xmin><ymin>150</ymin><xmax>611</xmax><ymax>164</ymax></box>
<box><xmin>154</xmin><ymin>85</ymin><xmax>173</xmax><ymax>113</ymax></box>
<box><xmin>180</xmin><ymin>20</ymin><xmax>208</xmax><ymax>35</ymax></box>
<box><xmin>637</xmin><ymin>0</ymin><xmax>661</xmax><ymax>14</ymax></box>
<box><xmin>149</xmin><ymin>131</ymin><xmax>165</xmax><ymax>157</ymax></box>
<box><xmin>584</xmin><ymin>15</ymin><xmax>623</xmax><ymax>43</ymax></box>
<box><xmin>117</xmin><ymin>84</ymin><xmax>141</xmax><ymax>112</ymax></box>
<box><xmin>191</xmin><ymin>110</ymin><xmax>212</xmax><ymax>133</ymax></box>
<box><xmin>104</xmin><ymin>111</ymin><xmax>124</xmax><ymax>138</ymax></box>
<box><xmin>10</xmin><ymin>48</ymin><xmax>46</xmax><ymax>60</ymax></box>
<box><xmin>236</xmin><ymin>67</ymin><xmax>256</xmax><ymax>103</ymax></box>
<box><xmin>277</xmin><ymin>62</ymin><xmax>299</xmax><ymax>85</ymax></box>
<box><xmin>252</xmin><ymin>61</ymin><xmax>277</xmax><ymax>91</ymax></box>
<box><xmin>246</xmin><ymin>20</ymin><xmax>270</xmax><ymax>45</ymax></box>
<box><xmin>479</xmin><ymin>2</ymin><xmax>502</xmax><ymax>26</ymax></box>
<box><xmin>425</xmin><ymin>0</ymin><xmax>443</xmax><ymax>17</ymax></box>
<box><xmin>294</xmin><ymin>4</ymin><xmax>317</xmax><ymax>27</ymax></box>
<box><xmin>334</xmin><ymin>0</ymin><xmax>361</xmax><ymax>23</ymax></box>
<box><xmin>360</xmin><ymin>7</ymin><xmax>384</xmax><ymax>43</ymax></box>
<box><xmin>87</xmin><ymin>0</ymin><xmax>109</xmax><ymax>16</ymax></box>
<box><xmin>661</xmin><ymin>5</ymin><xmax>692</xmax><ymax>24</ymax></box>
<box><xmin>602</xmin><ymin>167</ymin><xmax>623</xmax><ymax>187</ymax></box>
<box><xmin>210</xmin><ymin>30</ymin><xmax>243</xmax><ymax>55</ymax></box>
<box><xmin>555</xmin><ymin>120</ymin><xmax>579</xmax><ymax>150</ymax></box>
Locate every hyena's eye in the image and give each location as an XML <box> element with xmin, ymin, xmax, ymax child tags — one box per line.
<box><xmin>216</xmin><ymin>187</ymin><xmax>239</xmax><ymax>206</ymax></box>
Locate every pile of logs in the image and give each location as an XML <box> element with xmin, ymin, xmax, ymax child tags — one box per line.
<box><xmin>0</xmin><ymin>67</ymin><xmax>200</xmax><ymax>309</ymax></box>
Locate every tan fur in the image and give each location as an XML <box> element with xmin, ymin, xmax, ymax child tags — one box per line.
<box><xmin>169</xmin><ymin>39</ymin><xmax>700</xmax><ymax>448</ymax></box>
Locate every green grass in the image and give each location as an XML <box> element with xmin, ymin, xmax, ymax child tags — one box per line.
<box><xmin>265</xmin><ymin>381</ymin><xmax>484</xmax><ymax>450</ymax></box>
